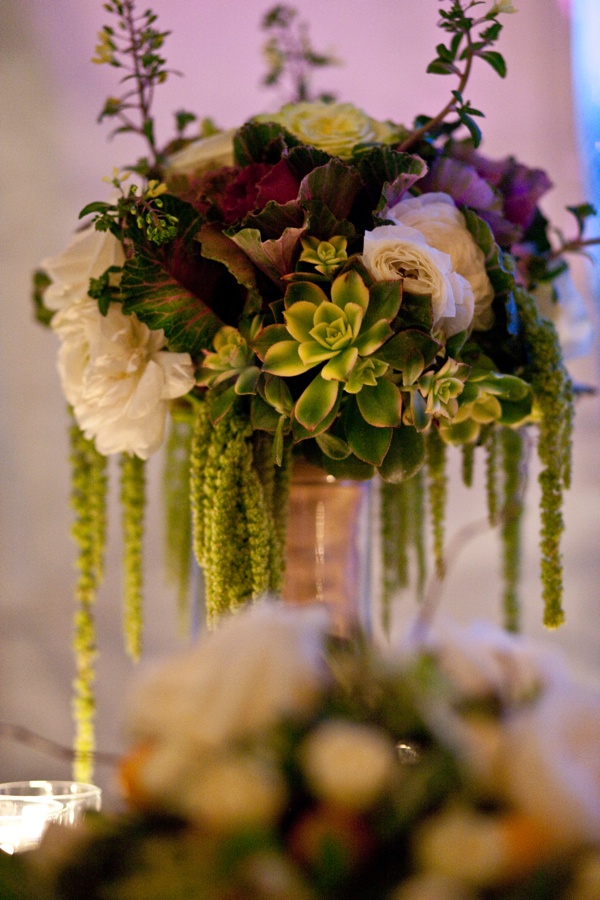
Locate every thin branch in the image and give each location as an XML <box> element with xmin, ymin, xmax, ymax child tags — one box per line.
<box><xmin>0</xmin><ymin>723</ymin><xmax>120</xmax><ymax>768</ymax></box>
<box><xmin>399</xmin><ymin>57</ymin><xmax>473</xmax><ymax>153</ymax></box>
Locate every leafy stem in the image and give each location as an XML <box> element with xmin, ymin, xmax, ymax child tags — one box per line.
<box><xmin>261</xmin><ymin>5</ymin><xmax>340</xmax><ymax>103</ymax></box>
<box><xmin>93</xmin><ymin>0</ymin><xmax>175</xmax><ymax>170</ymax></box>
<box><xmin>400</xmin><ymin>44</ymin><xmax>475</xmax><ymax>151</ymax></box>
<box><xmin>399</xmin><ymin>1</ymin><xmax>509</xmax><ymax>152</ymax></box>
<box><xmin>548</xmin><ymin>203</ymin><xmax>600</xmax><ymax>261</ymax></box>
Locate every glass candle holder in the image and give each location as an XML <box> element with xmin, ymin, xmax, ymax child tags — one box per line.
<box><xmin>0</xmin><ymin>798</ymin><xmax>64</xmax><ymax>854</ymax></box>
<box><xmin>0</xmin><ymin>781</ymin><xmax>101</xmax><ymax>828</ymax></box>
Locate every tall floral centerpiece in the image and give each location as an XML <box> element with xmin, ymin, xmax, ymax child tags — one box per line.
<box><xmin>34</xmin><ymin>0</ymin><xmax>595</xmax><ymax>778</ymax></box>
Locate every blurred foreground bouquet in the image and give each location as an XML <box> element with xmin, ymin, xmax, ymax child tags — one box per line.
<box><xmin>33</xmin><ymin>0</ymin><xmax>596</xmax><ymax>777</ymax></box>
<box><xmin>4</xmin><ymin>601</ymin><xmax>600</xmax><ymax>899</ymax></box>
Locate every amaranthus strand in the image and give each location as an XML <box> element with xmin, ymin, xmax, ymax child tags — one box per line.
<box><xmin>461</xmin><ymin>442</ymin><xmax>475</xmax><ymax>488</ymax></box>
<box><xmin>190</xmin><ymin>398</ymin><xmax>290</xmax><ymax>626</ymax></box>
<box><xmin>514</xmin><ymin>287</ymin><xmax>574</xmax><ymax>627</ymax></box>
<box><xmin>412</xmin><ymin>468</ymin><xmax>428</xmax><ymax>598</ymax></box>
<box><xmin>120</xmin><ymin>452</ymin><xmax>146</xmax><ymax>661</ymax></box>
<box><xmin>485</xmin><ymin>425</ymin><xmax>499</xmax><ymax>527</ymax></box>
<box><xmin>189</xmin><ymin>397</ymin><xmax>214</xmax><ymax>572</ymax></box>
<box><xmin>501</xmin><ymin>427</ymin><xmax>524</xmax><ymax>632</ymax></box>
<box><xmin>163</xmin><ymin>407</ymin><xmax>194</xmax><ymax>632</ymax></box>
<box><xmin>380</xmin><ymin>482</ymin><xmax>409</xmax><ymax>636</ymax></box>
<box><xmin>426</xmin><ymin>428</ymin><xmax>448</xmax><ymax>581</ymax></box>
<box><xmin>253</xmin><ymin>432</ymin><xmax>293</xmax><ymax>593</ymax></box>
<box><xmin>69</xmin><ymin>420</ymin><xmax>107</xmax><ymax>782</ymax></box>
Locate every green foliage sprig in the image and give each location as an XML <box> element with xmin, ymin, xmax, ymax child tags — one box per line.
<box><xmin>261</xmin><ymin>4</ymin><xmax>341</xmax><ymax>103</ymax></box>
<box><xmin>69</xmin><ymin>420</ymin><xmax>107</xmax><ymax>783</ymax></box>
<box><xmin>400</xmin><ymin>0</ymin><xmax>512</xmax><ymax>151</ymax></box>
<box><xmin>32</xmin><ymin>270</ymin><xmax>54</xmax><ymax>327</ymax></box>
<box><xmin>551</xmin><ymin>202</ymin><xmax>600</xmax><ymax>262</ymax></box>
<box><xmin>80</xmin><ymin>172</ymin><xmax>178</xmax><ymax>249</ymax></box>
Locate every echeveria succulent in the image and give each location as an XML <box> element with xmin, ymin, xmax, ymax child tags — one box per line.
<box><xmin>255</xmin><ymin>268</ymin><xmax>403</xmax><ymax>434</ymax></box>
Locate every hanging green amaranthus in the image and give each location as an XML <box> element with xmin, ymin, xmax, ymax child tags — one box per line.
<box><xmin>514</xmin><ymin>287</ymin><xmax>574</xmax><ymax>627</ymax></box>
<box><xmin>484</xmin><ymin>425</ymin><xmax>500</xmax><ymax>528</ymax></box>
<box><xmin>163</xmin><ymin>408</ymin><xmax>194</xmax><ymax>631</ymax></box>
<box><xmin>120</xmin><ymin>453</ymin><xmax>146</xmax><ymax>660</ymax></box>
<box><xmin>380</xmin><ymin>469</ymin><xmax>428</xmax><ymax>634</ymax></box>
<box><xmin>461</xmin><ymin>442</ymin><xmax>475</xmax><ymax>489</ymax></box>
<box><xmin>501</xmin><ymin>427</ymin><xmax>525</xmax><ymax>632</ymax></box>
<box><xmin>381</xmin><ymin>482</ymin><xmax>411</xmax><ymax>635</ymax></box>
<box><xmin>190</xmin><ymin>397</ymin><xmax>292</xmax><ymax>626</ymax></box>
<box><xmin>253</xmin><ymin>431</ymin><xmax>293</xmax><ymax>594</ymax></box>
<box><xmin>69</xmin><ymin>420</ymin><xmax>107</xmax><ymax>783</ymax></box>
<box><xmin>426</xmin><ymin>428</ymin><xmax>448</xmax><ymax>581</ymax></box>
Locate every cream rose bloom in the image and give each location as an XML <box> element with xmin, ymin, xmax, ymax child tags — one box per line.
<box><xmin>387</xmin><ymin>192</ymin><xmax>494</xmax><ymax>332</ymax></box>
<box><xmin>167</xmin><ymin>128</ymin><xmax>236</xmax><ymax>176</ymax></box>
<box><xmin>44</xmin><ymin>225</ymin><xmax>195</xmax><ymax>458</ymax></box>
<box><xmin>362</xmin><ymin>222</ymin><xmax>475</xmax><ymax>337</ymax></box>
<box><xmin>41</xmin><ymin>223</ymin><xmax>125</xmax><ymax>311</ymax></box>
<box><xmin>255</xmin><ymin>101</ymin><xmax>401</xmax><ymax>159</ymax></box>
<box><xmin>52</xmin><ymin>299</ymin><xmax>195</xmax><ymax>459</ymax></box>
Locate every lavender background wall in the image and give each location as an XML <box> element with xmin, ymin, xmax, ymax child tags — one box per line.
<box><xmin>1</xmin><ymin>0</ymin><xmax>598</xmax><ymax>804</ymax></box>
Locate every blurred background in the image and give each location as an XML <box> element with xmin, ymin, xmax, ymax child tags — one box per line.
<box><xmin>1</xmin><ymin>0</ymin><xmax>598</xmax><ymax>805</ymax></box>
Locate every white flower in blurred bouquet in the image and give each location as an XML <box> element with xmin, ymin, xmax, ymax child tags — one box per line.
<box><xmin>498</xmin><ymin>681</ymin><xmax>600</xmax><ymax>846</ymax></box>
<box><xmin>300</xmin><ymin>719</ymin><xmax>397</xmax><ymax>810</ymax></box>
<box><xmin>121</xmin><ymin>601</ymin><xmax>331</xmax><ymax>810</ymax></box>
<box><xmin>128</xmin><ymin>601</ymin><xmax>329</xmax><ymax>747</ymax></box>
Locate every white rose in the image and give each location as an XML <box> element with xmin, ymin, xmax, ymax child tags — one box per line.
<box><xmin>52</xmin><ymin>299</ymin><xmax>195</xmax><ymax>459</ymax></box>
<box><xmin>126</xmin><ymin>600</ymin><xmax>330</xmax><ymax>749</ymax></box>
<box><xmin>499</xmin><ymin>682</ymin><xmax>600</xmax><ymax>845</ymax></box>
<box><xmin>362</xmin><ymin>223</ymin><xmax>474</xmax><ymax>337</ymax></box>
<box><xmin>300</xmin><ymin>719</ymin><xmax>397</xmax><ymax>810</ymax></box>
<box><xmin>387</xmin><ymin>192</ymin><xmax>494</xmax><ymax>332</ymax></box>
<box><xmin>167</xmin><ymin>128</ymin><xmax>236</xmax><ymax>176</ymax></box>
<box><xmin>41</xmin><ymin>225</ymin><xmax>125</xmax><ymax>311</ymax></box>
<box><xmin>402</xmin><ymin>617</ymin><xmax>566</xmax><ymax>787</ymax></box>
<box><xmin>416</xmin><ymin>616</ymin><xmax>565</xmax><ymax>705</ymax></box>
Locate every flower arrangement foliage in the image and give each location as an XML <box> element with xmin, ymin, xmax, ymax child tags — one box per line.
<box><xmin>34</xmin><ymin>0</ymin><xmax>596</xmax><ymax>778</ymax></box>
<box><xmin>4</xmin><ymin>602</ymin><xmax>600</xmax><ymax>899</ymax></box>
